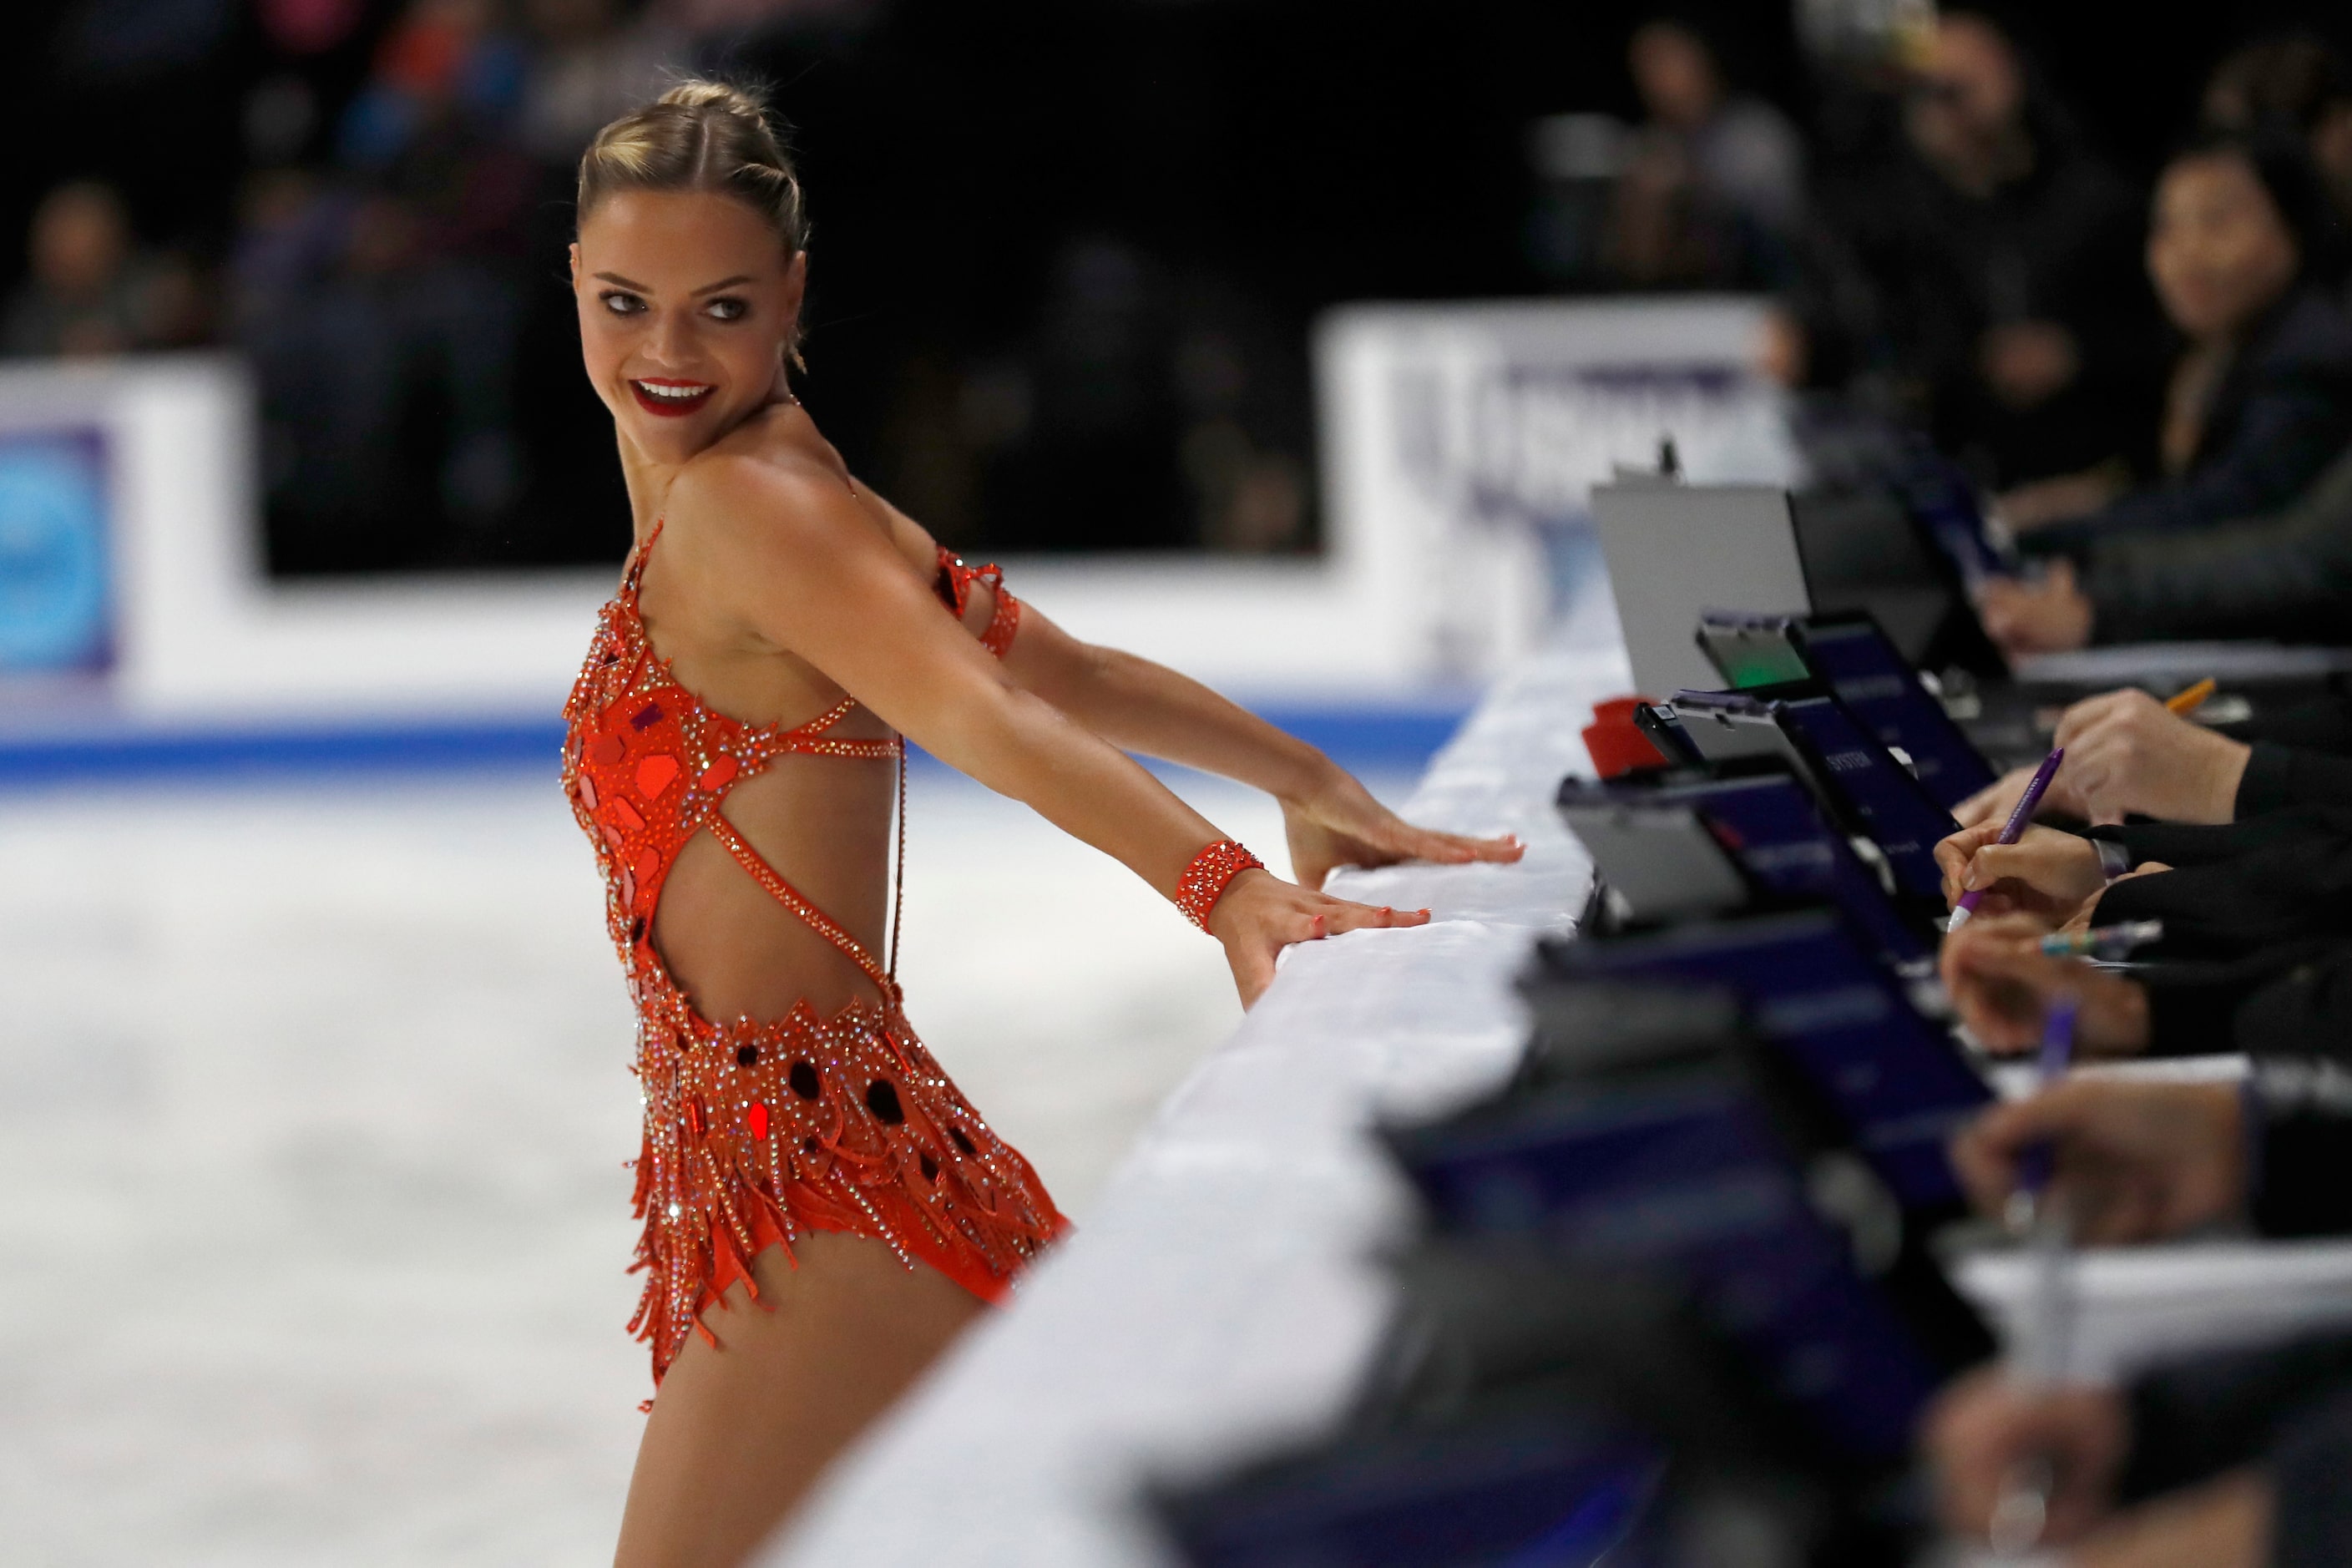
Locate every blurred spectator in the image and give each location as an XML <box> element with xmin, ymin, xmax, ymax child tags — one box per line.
<box><xmin>2000</xmin><ymin>133</ymin><xmax>2352</xmax><ymax>553</ymax></box>
<box><xmin>982</xmin><ymin>238</ymin><xmax>1186</xmax><ymax>554</ymax></box>
<box><xmin>245</xmin><ymin>183</ymin><xmax>524</xmax><ymax>574</ymax></box>
<box><xmin>1976</xmin><ymin>424</ymin><xmax>2352</xmax><ymax>656</ymax></box>
<box><xmin>953</xmin><ymin>241</ymin><xmax>1313</xmax><ymax>556</ymax></box>
<box><xmin>2205</xmin><ymin>31</ymin><xmax>2352</xmax><ymax>244</ymax></box>
<box><xmin>1601</xmin><ymin>14</ymin><xmax>1804</xmax><ymax>291</ymax></box>
<box><xmin>227</xmin><ymin>170</ymin><xmax>345</xmax><ymax>336</ymax></box>
<box><xmin>255</xmin><ymin>0</ymin><xmax>368</xmax><ymax>57</ymax></box>
<box><xmin>232</xmin><ymin>0</ymin><xmax>553</xmax><ymax>573</ymax></box>
<box><xmin>518</xmin><ymin>0</ymin><xmax>683</xmax><ymax>163</ymax></box>
<box><xmin>1801</xmin><ymin>11</ymin><xmax>2154</xmax><ymax>488</ymax></box>
<box><xmin>339</xmin><ymin>0</ymin><xmax>527</xmax><ymax>164</ymax></box>
<box><xmin>654</xmin><ymin>0</ymin><xmax>879</xmax><ymax>33</ymax></box>
<box><xmin>1173</xmin><ymin>291</ymin><xmax>1313</xmax><ymax>555</ymax></box>
<box><xmin>339</xmin><ymin>0</ymin><xmax>534</xmax><ymax>260</ymax></box>
<box><xmin>3</xmin><ymin>182</ymin><xmax>206</xmax><ymax>358</ymax></box>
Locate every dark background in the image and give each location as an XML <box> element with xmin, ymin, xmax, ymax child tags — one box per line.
<box><xmin>6</xmin><ymin>0</ymin><xmax>2348</xmax><ymax>575</ymax></box>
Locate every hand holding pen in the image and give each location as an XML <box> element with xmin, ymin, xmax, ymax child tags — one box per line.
<box><xmin>1950</xmin><ymin>679</ymin><xmax>2227</xmax><ymax>832</ymax></box>
<box><xmin>1947</xmin><ymin>747</ymin><xmax>2064</xmax><ymax>933</ymax></box>
<box><xmin>1950</xmin><ymin>1075</ymin><xmax>2248</xmax><ymax>1247</ymax></box>
<box><xmin>2044</xmin><ymin>683</ymin><xmax>2248</xmax><ymax>827</ymax></box>
<box><xmin>1935</xmin><ymin>821</ymin><xmax>2109</xmax><ymax>927</ymax></box>
<box><xmin>1925</xmin><ymin>1373</ymin><xmax>2130</xmax><ymax>1555</ymax></box>
<box><xmin>1939</xmin><ymin>914</ymin><xmax>2153</xmax><ymax>1059</ymax></box>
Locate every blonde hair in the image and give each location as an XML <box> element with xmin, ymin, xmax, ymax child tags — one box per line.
<box><xmin>578</xmin><ymin>80</ymin><xmax>812</xmax><ymax>353</ymax></box>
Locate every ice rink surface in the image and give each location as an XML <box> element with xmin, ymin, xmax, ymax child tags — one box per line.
<box><xmin>0</xmin><ymin>761</ymin><xmax>1368</xmax><ymax>1565</ymax></box>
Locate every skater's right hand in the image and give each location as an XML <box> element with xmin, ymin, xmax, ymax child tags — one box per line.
<box><xmin>1207</xmin><ymin>869</ymin><xmax>1428</xmax><ymax>1008</ymax></box>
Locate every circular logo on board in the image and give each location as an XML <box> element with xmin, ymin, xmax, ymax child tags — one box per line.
<box><xmin>0</xmin><ymin>437</ymin><xmax>110</xmax><ymax>673</ymax></box>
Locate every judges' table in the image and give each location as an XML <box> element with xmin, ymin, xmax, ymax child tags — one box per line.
<box><xmin>771</xmin><ymin>630</ymin><xmax>2352</xmax><ymax>1568</ymax></box>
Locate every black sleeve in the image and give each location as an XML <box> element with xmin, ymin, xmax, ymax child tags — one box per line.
<box><xmin>2233</xmin><ymin>745</ymin><xmax>2352</xmax><ymax>819</ymax></box>
<box><xmin>2118</xmin><ymin>1332</ymin><xmax>2352</xmax><ymax>1503</ymax></box>
<box><xmin>2092</xmin><ymin>816</ymin><xmax>2352</xmax><ymax>959</ymax></box>
<box><xmin>2229</xmin><ymin>747</ymin><xmax>2342</xmax><ymax>822</ymax></box>
<box><xmin>2228</xmin><ymin>696</ymin><xmax>2352</xmax><ymax>816</ymax></box>
<box><xmin>2272</xmin><ymin>1389</ymin><xmax>2352</xmax><ymax>1568</ymax></box>
<box><xmin>2077</xmin><ymin>448</ymin><xmax>2352</xmax><ymax>645</ymax></box>
<box><xmin>2140</xmin><ymin>964</ymin><xmax>2266</xmax><ymax>1055</ymax></box>
<box><xmin>2236</xmin><ymin>957</ymin><xmax>2352</xmax><ymax>1065</ymax></box>
<box><xmin>2099</xmin><ymin>861</ymin><xmax>2346</xmax><ymax>961</ymax></box>
<box><xmin>2233</xmin><ymin>695</ymin><xmax>2352</xmax><ymax>757</ymax></box>
<box><xmin>2022</xmin><ymin>364</ymin><xmax>2352</xmax><ymax>553</ymax></box>
<box><xmin>2091</xmin><ymin>812</ymin><xmax>2343</xmax><ymax>872</ymax></box>
<box><xmin>2133</xmin><ymin>940</ymin><xmax>2348</xmax><ymax>1058</ymax></box>
<box><xmin>2245</xmin><ymin>1057</ymin><xmax>2352</xmax><ymax>1237</ymax></box>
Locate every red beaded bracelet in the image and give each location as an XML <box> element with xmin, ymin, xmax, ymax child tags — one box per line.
<box><xmin>1175</xmin><ymin>839</ymin><xmax>1265</xmax><ymax>931</ymax></box>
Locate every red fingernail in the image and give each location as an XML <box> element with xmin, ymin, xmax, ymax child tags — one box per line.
<box><xmin>1313</xmin><ymin>914</ymin><xmax>1327</xmax><ymax>934</ymax></box>
<box><xmin>1379</xmin><ymin>906</ymin><xmax>1393</xmax><ymax>918</ymax></box>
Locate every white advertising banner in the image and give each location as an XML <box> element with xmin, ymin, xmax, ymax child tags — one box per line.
<box><xmin>1315</xmin><ymin>295</ymin><xmax>1804</xmax><ymax>680</ymax></box>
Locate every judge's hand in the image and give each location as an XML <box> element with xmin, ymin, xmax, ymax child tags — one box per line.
<box><xmin>1925</xmin><ymin>1368</ymin><xmax>2129</xmax><ymax>1547</ymax></box>
<box><xmin>1939</xmin><ymin>913</ymin><xmax>2151</xmax><ymax>1058</ymax></box>
<box><xmin>1953</xmin><ymin>687</ymin><xmax>2249</xmax><ymax>831</ymax></box>
<box><xmin>1950</xmin><ymin>1078</ymin><xmax>2247</xmax><ymax>1243</ymax></box>
<box><xmin>2051</xmin><ymin>688</ymin><xmax>2250</xmax><ymax>827</ymax></box>
<box><xmin>1980</xmin><ymin>319</ymin><xmax>2081</xmax><ymax>408</ymax></box>
<box><xmin>2066</xmin><ymin>1469</ymin><xmax>2274</xmax><ymax>1568</ymax></box>
<box><xmin>1952</xmin><ymin>748</ymin><xmax>2107</xmax><ymax>830</ymax></box>
<box><xmin>1935</xmin><ymin>822</ymin><xmax>2107</xmax><ymax>923</ymax></box>
<box><xmin>1995</xmin><ymin>466</ymin><xmax>2126</xmax><ymax>530</ymax></box>
<box><xmin>1979</xmin><ymin>559</ymin><xmax>2095</xmax><ymax>657</ymax></box>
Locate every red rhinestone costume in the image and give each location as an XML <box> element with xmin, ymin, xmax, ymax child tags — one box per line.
<box><xmin>564</xmin><ymin>526</ymin><xmax>1067</xmax><ymax>1384</ymax></box>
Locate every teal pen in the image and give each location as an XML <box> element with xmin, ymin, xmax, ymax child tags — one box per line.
<box><xmin>2040</xmin><ymin>919</ymin><xmax>2164</xmax><ymax>959</ymax></box>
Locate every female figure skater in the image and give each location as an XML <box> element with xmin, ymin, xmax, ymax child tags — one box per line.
<box><xmin>563</xmin><ymin>81</ymin><xmax>1520</xmax><ymax>1565</ymax></box>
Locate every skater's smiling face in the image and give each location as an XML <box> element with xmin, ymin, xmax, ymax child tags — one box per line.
<box><xmin>571</xmin><ymin>189</ymin><xmax>807</xmax><ymax>463</ymax></box>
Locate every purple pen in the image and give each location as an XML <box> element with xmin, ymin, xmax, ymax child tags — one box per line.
<box><xmin>2011</xmin><ymin>991</ymin><xmax>2080</xmax><ymax>1209</ymax></box>
<box><xmin>1990</xmin><ymin>988</ymin><xmax>2083</xmax><ymax>1555</ymax></box>
<box><xmin>1947</xmin><ymin>746</ymin><xmax>2065</xmax><ymax>933</ymax></box>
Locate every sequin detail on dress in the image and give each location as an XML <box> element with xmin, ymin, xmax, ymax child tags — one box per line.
<box><xmin>563</xmin><ymin>525</ymin><xmax>1065</xmax><ymax>1385</ymax></box>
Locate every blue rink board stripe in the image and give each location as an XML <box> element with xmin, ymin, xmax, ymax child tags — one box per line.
<box><xmin>0</xmin><ymin>702</ymin><xmax>1472</xmax><ymax>790</ymax></box>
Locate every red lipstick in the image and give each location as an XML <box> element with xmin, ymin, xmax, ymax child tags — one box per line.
<box><xmin>630</xmin><ymin>379</ymin><xmax>715</xmax><ymax>417</ymax></box>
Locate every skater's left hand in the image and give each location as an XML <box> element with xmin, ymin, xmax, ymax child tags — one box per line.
<box><xmin>1280</xmin><ymin>770</ymin><xmax>1522</xmax><ymax>892</ymax></box>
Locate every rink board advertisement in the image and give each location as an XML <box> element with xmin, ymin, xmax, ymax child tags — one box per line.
<box><xmin>0</xmin><ymin>427</ymin><xmax>112</xmax><ymax>680</ymax></box>
<box><xmin>1314</xmin><ymin>296</ymin><xmax>1803</xmax><ymax>680</ymax></box>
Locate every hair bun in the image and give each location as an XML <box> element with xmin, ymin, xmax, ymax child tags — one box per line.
<box><xmin>655</xmin><ymin>79</ymin><xmax>769</xmax><ymax>123</ymax></box>
<box><xmin>578</xmin><ymin>75</ymin><xmax>811</xmax><ymax>260</ymax></box>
